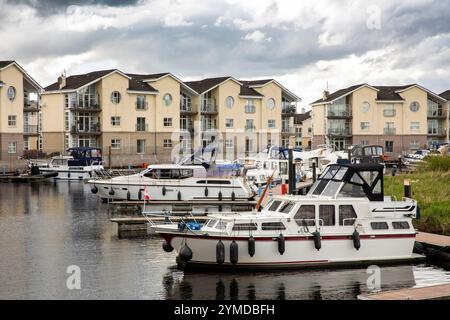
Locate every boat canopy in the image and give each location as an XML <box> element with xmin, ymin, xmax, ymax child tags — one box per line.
<box><xmin>308</xmin><ymin>163</ymin><xmax>384</xmax><ymax>201</ymax></box>
<box><xmin>66</xmin><ymin>147</ymin><xmax>102</xmax><ymax>166</ymax></box>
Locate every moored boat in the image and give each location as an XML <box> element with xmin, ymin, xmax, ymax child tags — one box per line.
<box><xmin>152</xmin><ymin>163</ymin><xmax>423</xmax><ymax>269</ymax></box>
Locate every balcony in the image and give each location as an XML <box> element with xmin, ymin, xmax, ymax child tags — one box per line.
<box><xmin>136</xmin><ymin>123</ymin><xmax>149</xmax><ymax>132</ymax></box>
<box><xmin>245</xmin><ymin>125</ymin><xmax>256</xmax><ymax>132</ymax></box>
<box><xmin>201</xmin><ymin>124</ymin><xmax>217</xmax><ymax>131</ymax></box>
<box><xmin>427</xmin><ymin>128</ymin><xmax>446</xmax><ymax>136</ymax></box>
<box><xmin>383</xmin><ymin>128</ymin><xmax>396</xmax><ymax>135</ymax></box>
<box><xmin>427</xmin><ymin>110</ymin><xmax>446</xmax><ymax>118</ymax></box>
<box><xmin>181</xmin><ymin>127</ymin><xmax>195</xmax><ymax>135</ymax></box>
<box><xmin>70</xmin><ymin>123</ymin><xmax>101</xmax><ymax>135</ymax></box>
<box><xmin>180</xmin><ymin>98</ymin><xmax>197</xmax><ymax>114</ymax></box>
<box><xmin>69</xmin><ymin>102</ymin><xmax>101</xmax><ymax>113</ymax></box>
<box><xmin>327</xmin><ymin>104</ymin><xmax>352</xmax><ymax>118</ymax></box>
<box><xmin>200</xmin><ymin>98</ymin><xmax>217</xmax><ymax>114</ymax></box>
<box><xmin>282</xmin><ymin>103</ymin><xmax>296</xmax><ymax>116</ymax></box>
<box><xmin>327</xmin><ymin>128</ymin><xmax>352</xmax><ymax>136</ymax></box>
<box><xmin>23</xmin><ymin>100</ymin><xmax>39</xmax><ymax>112</ymax></box>
<box><xmin>383</xmin><ymin>109</ymin><xmax>396</xmax><ymax>117</ymax></box>
<box><xmin>281</xmin><ymin>126</ymin><xmax>295</xmax><ymax>135</ymax></box>
<box><xmin>245</xmin><ymin>105</ymin><xmax>256</xmax><ymax>114</ymax></box>
<box><xmin>23</xmin><ymin>125</ymin><xmax>39</xmax><ymax>136</ymax></box>
<box><xmin>135</xmin><ymin>100</ymin><xmax>148</xmax><ymax>111</ymax></box>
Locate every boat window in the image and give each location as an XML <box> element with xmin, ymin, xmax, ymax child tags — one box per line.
<box><xmin>373</xmin><ymin>179</ymin><xmax>382</xmax><ymax>194</ymax></box>
<box><xmin>322</xmin><ymin>181</ymin><xmax>342</xmax><ymax>197</ymax></box>
<box><xmin>216</xmin><ymin>221</ymin><xmax>228</xmax><ymax>230</ymax></box>
<box><xmin>51</xmin><ymin>159</ymin><xmax>67</xmax><ymax>166</ymax></box>
<box><xmin>261</xmin><ymin>222</ymin><xmax>286</xmax><ymax>230</ymax></box>
<box><xmin>359</xmin><ymin>171</ymin><xmax>378</xmax><ymax>186</ymax></box>
<box><xmin>319</xmin><ymin>205</ymin><xmax>335</xmax><ymax>226</ymax></box>
<box><xmin>196</xmin><ymin>180</ymin><xmax>231</xmax><ymax>184</ymax></box>
<box><xmin>279</xmin><ymin>162</ymin><xmax>288</xmax><ymax>175</ymax></box>
<box><xmin>392</xmin><ymin>221</ymin><xmax>410</xmax><ymax>229</ymax></box>
<box><xmin>268</xmin><ymin>200</ymin><xmax>282</xmax><ymax>212</ymax></box>
<box><xmin>333</xmin><ymin>167</ymin><xmax>348</xmax><ymax>181</ymax></box>
<box><xmin>279</xmin><ymin>202</ymin><xmax>294</xmax><ymax>214</ymax></box>
<box><xmin>312</xmin><ymin>179</ymin><xmax>329</xmax><ymax>195</ymax></box>
<box><xmin>338</xmin><ymin>183</ymin><xmax>366</xmax><ymax>198</ymax></box>
<box><xmin>339</xmin><ymin>205</ymin><xmax>357</xmax><ymax>226</ymax></box>
<box><xmin>206</xmin><ymin>219</ymin><xmax>218</xmax><ymax>228</ymax></box>
<box><xmin>322</xmin><ymin>165</ymin><xmax>340</xmax><ymax>179</ymax></box>
<box><xmin>371</xmin><ymin>222</ymin><xmax>389</xmax><ymax>230</ymax></box>
<box><xmin>294</xmin><ymin>205</ymin><xmax>316</xmax><ymax>226</ymax></box>
<box><xmin>350</xmin><ymin>173</ymin><xmax>364</xmax><ymax>185</ymax></box>
<box><xmin>232</xmin><ymin>223</ymin><xmax>258</xmax><ymax>231</ymax></box>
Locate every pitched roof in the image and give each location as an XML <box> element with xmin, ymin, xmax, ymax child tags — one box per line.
<box><xmin>241</xmin><ymin>79</ymin><xmax>273</xmax><ymax>86</ymax></box>
<box><xmin>311</xmin><ymin>84</ymin><xmax>366</xmax><ymax>104</ymax></box>
<box><xmin>239</xmin><ymin>85</ymin><xmax>263</xmax><ymax>97</ymax></box>
<box><xmin>439</xmin><ymin>90</ymin><xmax>450</xmax><ymax>101</ymax></box>
<box><xmin>293</xmin><ymin>111</ymin><xmax>311</xmax><ymax>124</ymax></box>
<box><xmin>0</xmin><ymin>61</ymin><xmax>15</xmax><ymax>69</ymax></box>
<box><xmin>127</xmin><ymin>76</ymin><xmax>158</xmax><ymax>92</ymax></box>
<box><xmin>184</xmin><ymin>76</ymin><xmax>232</xmax><ymax>94</ymax></box>
<box><xmin>45</xmin><ymin>69</ymin><xmax>117</xmax><ymax>91</ymax></box>
<box><xmin>126</xmin><ymin>72</ymin><xmax>170</xmax><ymax>81</ymax></box>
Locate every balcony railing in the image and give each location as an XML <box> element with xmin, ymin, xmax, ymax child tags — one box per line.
<box><xmin>136</xmin><ymin>123</ymin><xmax>149</xmax><ymax>132</ymax></box>
<box><xmin>327</xmin><ymin>104</ymin><xmax>352</xmax><ymax>117</ymax></box>
<box><xmin>428</xmin><ymin>128</ymin><xmax>446</xmax><ymax>135</ymax></box>
<box><xmin>70</xmin><ymin>123</ymin><xmax>101</xmax><ymax>134</ymax></box>
<box><xmin>24</xmin><ymin>100</ymin><xmax>39</xmax><ymax>112</ymax></box>
<box><xmin>282</xmin><ymin>126</ymin><xmax>294</xmax><ymax>133</ymax></box>
<box><xmin>383</xmin><ymin>128</ymin><xmax>396</xmax><ymax>135</ymax></box>
<box><xmin>201</xmin><ymin>124</ymin><xmax>217</xmax><ymax>131</ymax></box>
<box><xmin>383</xmin><ymin>109</ymin><xmax>396</xmax><ymax>117</ymax></box>
<box><xmin>327</xmin><ymin>128</ymin><xmax>352</xmax><ymax>136</ymax></box>
<box><xmin>427</xmin><ymin>110</ymin><xmax>445</xmax><ymax>118</ymax></box>
<box><xmin>69</xmin><ymin>102</ymin><xmax>101</xmax><ymax>111</ymax></box>
<box><xmin>136</xmin><ymin>101</ymin><xmax>148</xmax><ymax>110</ymax></box>
<box><xmin>23</xmin><ymin>125</ymin><xmax>39</xmax><ymax>135</ymax></box>
<box><xmin>180</xmin><ymin>98</ymin><xmax>193</xmax><ymax>112</ymax></box>
<box><xmin>245</xmin><ymin>125</ymin><xmax>256</xmax><ymax>132</ymax></box>
<box><xmin>282</xmin><ymin>103</ymin><xmax>296</xmax><ymax>114</ymax></box>
<box><xmin>201</xmin><ymin>99</ymin><xmax>217</xmax><ymax>113</ymax></box>
<box><xmin>245</xmin><ymin>105</ymin><xmax>256</xmax><ymax>114</ymax></box>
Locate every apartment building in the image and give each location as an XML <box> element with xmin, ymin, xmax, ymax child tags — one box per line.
<box><xmin>0</xmin><ymin>61</ymin><xmax>42</xmax><ymax>161</ymax></box>
<box><xmin>293</xmin><ymin>110</ymin><xmax>312</xmax><ymax>149</ymax></box>
<box><xmin>310</xmin><ymin>84</ymin><xmax>449</xmax><ymax>156</ymax></box>
<box><xmin>41</xmin><ymin>70</ymin><xmax>300</xmax><ymax>165</ymax></box>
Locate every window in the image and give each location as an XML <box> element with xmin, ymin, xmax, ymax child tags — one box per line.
<box><xmin>410</xmin><ymin>101</ymin><xmax>420</xmax><ymax>112</ymax></box>
<box><xmin>245</xmin><ymin>99</ymin><xmax>255</xmax><ymax>113</ymax></box>
<box><xmin>268</xmin><ymin>200</ymin><xmax>282</xmax><ymax>212</ymax></box>
<box><xmin>268</xmin><ymin>120</ymin><xmax>276</xmax><ymax>128</ymax></box>
<box><xmin>163</xmin><ymin>139</ymin><xmax>172</xmax><ymax>148</ymax></box>
<box><xmin>111</xmin><ymin>116</ymin><xmax>121</xmax><ymax>126</ymax></box>
<box><xmin>384</xmin><ymin>122</ymin><xmax>395</xmax><ymax>135</ymax></box>
<box><xmin>7</xmin><ymin>141</ymin><xmax>17</xmax><ymax>154</ymax></box>
<box><xmin>163</xmin><ymin>117</ymin><xmax>172</xmax><ymax>127</ymax></box>
<box><xmin>136</xmin><ymin>117</ymin><xmax>146</xmax><ymax>131</ymax></box>
<box><xmin>383</xmin><ymin>104</ymin><xmax>395</xmax><ymax>117</ymax></box>
<box><xmin>267</xmin><ymin>98</ymin><xmax>275</xmax><ymax>110</ymax></box>
<box><xmin>360</xmin><ymin>122</ymin><xmax>370</xmax><ymax>131</ymax></box>
<box><xmin>361</xmin><ymin>140</ymin><xmax>369</xmax><ymax>146</ymax></box>
<box><xmin>245</xmin><ymin>119</ymin><xmax>254</xmax><ymax>131</ymax></box>
<box><xmin>7</xmin><ymin>86</ymin><xmax>16</xmax><ymax>101</ymax></box>
<box><xmin>261</xmin><ymin>222</ymin><xmax>286</xmax><ymax>231</ymax></box>
<box><xmin>225</xmin><ymin>138</ymin><xmax>233</xmax><ymax>148</ymax></box>
<box><xmin>137</xmin><ymin>139</ymin><xmax>145</xmax><ymax>154</ymax></box>
<box><xmin>319</xmin><ymin>205</ymin><xmax>335</xmax><ymax>226</ymax></box>
<box><xmin>361</xmin><ymin>101</ymin><xmax>370</xmax><ymax>113</ymax></box>
<box><xmin>225</xmin><ymin>119</ymin><xmax>234</xmax><ymax>128</ymax></box>
<box><xmin>385</xmin><ymin>140</ymin><xmax>394</xmax><ymax>153</ymax></box>
<box><xmin>111</xmin><ymin>91</ymin><xmax>121</xmax><ymax>104</ymax></box>
<box><xmin>232</xmin><ymin>223</ymin><xmax>258</xmax><ymax>231</ymax></box>
<box><xmin>8</xmin><ymin>115</ymin><xmax>16</xmax><ymax>127</ymax></box>
<box><xmin>294</xmin><ymin>205</ymin><xmax>315</xmax><ymax>226</ymax></box>
<box><xmin>163</xmin><ymin>93</ymin><xmax>172</xmax><ymax>106</ymax></box>
<box><xmin>111</xmin><ymin>139</ymin><xmax>121</xmax><ymax>149</ymax></box>
<box><xmin>226</xmin><ymin>96</ymin><xmax>234</xmax><ymax>108</ymax></box>
<box><xmin>339</xmin><ymin>183</ymin><xmax>366</xmax><ymax>198</ymax></box>
<box><xmin>136</xmin><ymin>96</ymin><xmax>147</xmax><ymax>110</ymax></box>
<box><xmin>279</xmin><ymin>202</ymin><xmax>294</xmax><ymax>213</ymax></box>
<box><xmin>392</xmin><ymin>221</ymin><xmax>410</xmax><ymax>229</ymax></box>
<box><xmin>410</xmin><ymin>122</ymin><xmax>420</xmax><ymax>131</ymax></box>
<box><xmin>371</xmin><ymin>222</ymin><xmax>389</xmax><ymax>230</ymax></box>
<box><xmin>339</xmin><ymin>205</ymin><xmax>357</xmax><ymax>226</ymax></box>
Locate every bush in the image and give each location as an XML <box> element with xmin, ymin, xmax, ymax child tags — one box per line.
<box><xmin>418</xmin><ymin>155</ymin><xmax>450</xmax><ymax>172</ymax></box>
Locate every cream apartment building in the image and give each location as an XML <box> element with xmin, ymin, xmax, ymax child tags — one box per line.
<box><xmin>41</xmin><ymin>69</ymin><xmax>300</xmax><ymax>165</ymax></box>
<box><xmin>310</xmin><ymin>84</ymin><xmax>449</xmax><ymax>156</ymax></box>
<box><xmin>0</xmin><ymin>61</ymin><xmax>42</xmax><ymax>161</ymax></box>
<box><xmin>293</xmin><ymin>110</ymin><xmax>312</xmax><ymax>149</ymax></box>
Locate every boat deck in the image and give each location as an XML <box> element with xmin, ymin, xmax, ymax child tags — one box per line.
<box><xmin>358</xmin><ymin>283</ymin><xmax>450</xmax><ymax>300</ymax></box>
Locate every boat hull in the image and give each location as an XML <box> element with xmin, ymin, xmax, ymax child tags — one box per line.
<box><xmin>40</xmin><ymin>166</ymin><xmax>102</xmax><ymax>180</ymax></box>
<box><xmin>160</xmin><ymin>233</ymin><xmax>420</xmax><ymax>269</ymax></box>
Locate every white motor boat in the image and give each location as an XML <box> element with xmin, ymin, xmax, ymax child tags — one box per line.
<box><xmin>152</xmin><ymin>163</ymin><xmax>423</xmax><ymax>269</ymax></box>
<box><xmin>36</xmin><ymin>147</ymin><xmax>104</xmax><ymax>180</ymax></box>
<box><xmin>88</xmin><ymin>163</ymin><xmax>255</xmax><ymax>201</ymax></box>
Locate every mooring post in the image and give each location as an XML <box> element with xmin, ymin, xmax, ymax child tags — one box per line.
<box><xmin>404</xmin><ymin>179</ymin><xmax>412</xmax><ymax>198</ymax></box>
<box><xmin>108</xmin><ymin>146</ymin><xmax>112</xmax><ymax>169</ymax></box>
<box><xmin>312</xmin><ymin>161</ymin><xmax>317</xmax><ymax>182</ymax></box>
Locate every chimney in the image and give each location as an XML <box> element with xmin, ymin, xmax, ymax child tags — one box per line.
<box><xmin>57</xmin><ymin>72</ymin><xmax>66</xmax><ymax>89</ymax></box>
<box><xmin>322</xmin><ymin>90</ymin><xmax>329</xmax><ymax>101</ymax></box>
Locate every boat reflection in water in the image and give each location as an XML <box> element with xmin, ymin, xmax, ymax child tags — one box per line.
<box><xmin>163</xmin><ymin>264</ymin><xmax>416</xmax><ymax>300</ymax></box>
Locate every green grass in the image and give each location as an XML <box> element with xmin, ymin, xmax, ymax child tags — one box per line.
<box><xmin>384</xmin><ymin>156</ymin><xmax>450</xmax><ymax>235</ymax></box>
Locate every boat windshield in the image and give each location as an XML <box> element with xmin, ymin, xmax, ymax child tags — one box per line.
<box><xmin>143</xmin><ymin>168</ymin><xmax>193</xmax><ymax>179</ymax></box>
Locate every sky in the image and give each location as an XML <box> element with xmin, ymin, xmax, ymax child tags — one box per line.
<box><xmin>1</xmin><ymin>0</ymin><xmax>450</xmax><ymax>108</ymax></box>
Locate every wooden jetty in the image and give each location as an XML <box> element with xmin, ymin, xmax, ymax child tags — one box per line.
<box><xmin>415</xmin><ymin>232</ymin><xmax>450</xmax><ymax>266</ymax></box>
<box><xmin>358</xmin><ymin>283</ymin><xmax>450</xmax><ymax>300</ymax></box>
<box><xmin>417</xmin><ymin>232</ymin><xmax>450</xmax><ymax>247</ymax></box>
<box><xmin>111</xmin><ymin>216</ymin><xmax>209</xmax><ymax>238</ymax></box>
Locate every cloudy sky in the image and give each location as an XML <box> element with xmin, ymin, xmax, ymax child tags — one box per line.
<box><xmin>1</xmin><ymin>0</ymin><xmax>450</xmax><ymax>107</ymax></box>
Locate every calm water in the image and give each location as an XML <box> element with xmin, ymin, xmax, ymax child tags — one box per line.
<box><xmin>0</xmin><ymin>181</ymin><xmax>449</xmax><ymax>300</ymax></box>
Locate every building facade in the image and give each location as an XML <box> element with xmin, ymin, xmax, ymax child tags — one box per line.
<box><xmin>0</xmin><ymin>61</ymin><xmax>42</xmax><ymax>161</ymax></box>
<box><xmin>41</xmin><ymin>70</ymin><xmax>300</xmax><ymax>165</ymax></box>
<box><xmin>293</xmin><ymin>110</ymin><xmax>312</xmax><ymax>149</ymax></box>
<box><xmin>311</xmin><ymin>84</ymin><xmax>449</xmax><ymax>156</ymax></box>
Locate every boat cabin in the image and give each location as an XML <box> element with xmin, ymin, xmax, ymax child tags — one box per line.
<box><xmin>142</xmin><ymin>165</ymin><xmax>207</xmax><ymax>179</ymax></box>
<box><xmin>66</xmin><ymin>147</ymin><xmax>103</xmax><ymax>166</ymax></box>
<box><xmin>349</xmin><ymin>145</ymin><xmax>385</xmax><ymax>164</ymax></box>
<box><xmin>307</xmin><ymin>163</ymin><xmax>384</xmax><ymax>201</ymax></box>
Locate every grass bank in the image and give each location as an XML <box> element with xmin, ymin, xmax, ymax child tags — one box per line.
<box><xmin>384</xmin><ymin>156</ymin><xmax>450</xmax><ymax>235</ymax></box>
